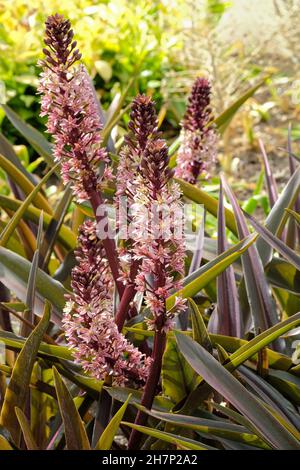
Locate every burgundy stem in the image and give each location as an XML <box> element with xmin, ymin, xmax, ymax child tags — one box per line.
<box><xmin>115</xmin><ymin>259</ymin><xmax>140</xmax><ymax>330</ymax></box>
<box><xmin>90</xmin><ymin>190</ymin><xmax>124</xmax><ymax>297</ymax></box>
<box><xmin>115</xmin><ymin>283</ymin><xmax>136</xmax><ymax>331</ymax></box>
<box><xmin>127</xmin><ymin>329</ymin><xmax>166</xmax><ymax>449</ymax></box>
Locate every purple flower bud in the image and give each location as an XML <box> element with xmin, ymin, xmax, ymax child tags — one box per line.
<box><xmin>175</xmin><ymin>77</ymin><xmax>218</xmax><ymax>184</ymax></box>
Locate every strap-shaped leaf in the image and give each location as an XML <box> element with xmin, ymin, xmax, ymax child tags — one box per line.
<box><xmin>0</xmin><ymin>302</ymin><xmax>50</xmax><ymax>444</ymax></box>
<box><xmin>175</xmin><ymin>177</ymin><xmax>237</xmax><ymax>235</ymax></box>
<box><xmin>256</xmin><ymin>166</ymin><xmax>300</xmax><ymax>265</ymax></box>
<box><xmin>189</xmin><ymin>298</ymin><xmax>212</xmax><ymax>352</ymax></box>
<box><xmin>0</xmin><ymin>153</ymin><xmax>53</xmax><ymax>214</ymax></box>
<box><xmin>175</xmin><ymin>332</ymin><xmax>300</xmax><ymax>449</ymax></box>
<box><xmin>2</xmin><ymin>104</ymin><xmax>57</xmax><ymax>172</ymax></box>
<box><xmin>52</xmin><ymin>366</ymin><xmax>90</xmax><ymax>450</ymax></box>
<box><xmin>245</xmin><ymin>211</ymin><xmax>300</xmax><ymax>271</ymax></box>
<box><xmin>212</xmin><ymin>77</ymin><xmax>268</xmax><ymax>134</ymax></box>
<box><xmin>39</xmin><ymin>184</ymin><xmax>73</xmax><ymax>269</ymax></box>
<box><xmin>95</xmin><ymin>395</ymin><xmax>131</xmax><ymax>450</ymax></box>
<box><xmin>0</xmin><ymin>164</ymin><xmax>58</xmax><ymax>248</ymax></box>
<box><xmin>15</xmin><ymin>407</ymin><xmax>39</xmax><ymax>450</ymax></box>
<box><xmin>136</xmin><ymin>407</ymin><xmax>269</xmax><ymax>449</ymax></box>
<box><xmin>0</xmin><ymin>247</ymin><xmax>67</xmax><ymax>322</ymax></box>
<box><xmin>0</xmin><ymin>132</ymin><xmax>36</xmax><ymax>185</ymax></box>
<box><xmin>0</xmin><ymin>435</ymin><xmax>13</xmax><ymax>450</ymax></box>
<box><xmin>167</xmin><ymin>232</ymin><xmax>257</xmax><ymax>309</ymax></box>
<box><xmin>222</xmin><ymin>176</ymin><xmax>280</xmax><ymax>341</ymax></box>
<box><xmin>214</xmin><ymin>180</ymin><xmax>242</xmax><ymax>337</ymax></box>
<box><xmin>122</xmin><ymin>422</ymin><xmax>215</xmax><ymax>450</ymax></box>
<box><xmin>0</xmin><ymin>194</ymin><xmax>76</xmax><ymax>251</ymax></box>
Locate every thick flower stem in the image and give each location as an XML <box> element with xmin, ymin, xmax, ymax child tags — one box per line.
<box><xmin>128</xmin><ymin>329</ymin><xmax>166</xmax><ymax>449</ymax></box>
<box><xmin>115</xmin><ymin>260</ymin><xmax>139</xmax><ymax>330</ymax></box>
<box><xmin>115</xmin><ymin>283</ymin><xmax>136</xmax><ymax>331</ymax></box>
<box><xmin>90</xmin><ymin>191</ymin><xmax>124</xmax><ymax>297</ymax></box>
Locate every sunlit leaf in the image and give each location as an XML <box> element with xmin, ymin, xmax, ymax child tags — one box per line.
<box><xmin>0</xmin><ymin>303</ymin><xmax>50</xmax><ymax>444</ymax></box>
<box><xmin>52</xmin><ymin>366</ymin><xmax>90</xmax><ymax>450</ymax></box>
<box><xmin>95</xmin><ymin>395</ymin><xmax>131</xmax><ymax>450</ymax></box>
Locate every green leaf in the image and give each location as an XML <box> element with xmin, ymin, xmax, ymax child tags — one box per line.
<box><xmin>124</xmin><ymin>326</ymin><xmax>295</xmax><ymax>373</ymax></box>
<box><xmin>21</xmin><ymin>213</ymin><xmax>44</xmax><ymax>336</ymax></box>
<box><xmin>188</xmin><ymin>298</ymin><xmax>212</xmax><ymax>352</ymax></box>
<box><xmin>167</xmin><ymin>233</ymin><xmax>257</xmax><ymax>309</ymax></box>
<box><xmin>215</xmin><ymin>180</ymin><xmax>242</xmax><ymax>337</ymax></box>
<box><xmin>0</xmin><ymin>247</ymin><xmax>67</xmax><ymax>322</ymax></box>
<box><xmin>222</xmin><ymin>177</ymin><xmax>280</xmax><ymax>337</ymax></box>
<box><xmin>0</xmin><ymin>195</ymin><xmax>76</xmax><ymax>251</ymax></box>
<box><xmin>266</xmin><ymin>258</ymin><xmax>300</xmax><ymax>295</ymax></box>
<box><xmin>0</xmin><ymin>132</ymin><xmax>36</xmax><ymax>185</ymax></box>
<box><xmin>139</xmin><ymin>408</ymin><xmax>269</xmax><ymax>449</ymax></box>
<box><xmin>0</xmin><ymin>331</ymin><xmax>73</xmax><ymax>361</ymax></box>
<box><xmin>0</xmin><ymin>164</ymin><xmax>59</xmax><ymax>248</ymax></box>
<box><xmin>0</xmin><ymin>303</ymin><xmax>50</xmax><ymax>444</ymax></box>
<box><xmin>246</xmin><ymin>211</ymin><xmax>300</xmax><ymax>271</ymax></box>
<box><xmin>52</xmin><ymin>366</ymin><xmax>90</xmax><ymax>450</ymax></box>
<box><xmin>175</xmin><ymin>178</ymin><xmax>237</xmax><ymax>236</ymax></box>
<box><xmin>2</xmin><ymin>104</ymin><xmax>57</xmax><ymax>172</ymax></box>
<box><xmin>122</xmin><ymin>422</ymin><xmax>215</xmax><ymax>450</ymax></box>
<box><xmin>286</xmin><ymin>208</ymin><xmax>300</xmax><ymax>226</ymax></box>
<box><xmin>162</xmin><ymin>340</ymin><xmax>195</xmax><ymax>403</ymax></box>
<box><xmin>256</xmin><ymin>166</ymin><xmax>300</xmax><ymax>265</ymax></box>
<box><xmin>175</xmin><ymin>332</ymin><xmax>300</xmax><ymax>449</ymax></box>
<box><xmin>0</xmin><ymin>152</ymin><xmax>53</xmax><ymax>214</ymax></box>
<box><xmin>267</xmin><ymin>370</ymin><xmax>300</xmax><ymax>405</ymax></box>
<box><xmin>0</xmin><ymin>335</ymin><xmax>100</xmax><ymax>398</ymax></box>
<box><xmin>30</xmin><ymin>362</ymin><xmax>49</xmax><ymax>448</ymax></box>
<box><xmin>53</xmin><ymin>363</ymin><xmax>102</xmax><ymax>398</ymax></box>
<box><xmin>222</xmin><ymin>312</ymin><xmax>300</xmax><ymax>371</ymax></box>
<box><xmin>26</xmin><ymin>212</ymin><xmax>43</xmax><ymax>311</ymax></box>
<box><xmin>95</xmin><ymin>395</ymin><xmax>131</xmax><ymax>450</ymax></box>
<box><xmin>212</xmin><ymin>77</ymin><xmax>268</xmax><ymax>134</ymax></box>
<box><xmin>105</xmin><ymin>386</ymin><xmax>173</xmax><ymax>411</ymax></box>
<box><xmin>15</xmin><ymin>407</ymin><xmax>39</xmax><ymax>450</ymax></box>
<box><xmin>0</xmin><ymin>220</ymin><xmax>26</xmax><ymax>257</ymax></box>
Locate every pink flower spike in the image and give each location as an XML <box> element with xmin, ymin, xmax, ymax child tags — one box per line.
<box><xmin>175</xmin><ymin>77</ymin><xmax>218</xmax><ymax>185</ymax></box>
<box><xmin>63</xmin><ymin>220</ymin><xmax>150</xmax><ymax>386</ymax></box>
<box><xmin>38</xmin><ymin>14</ymin><xmax>112</xmax><ymax>203</ymax></box>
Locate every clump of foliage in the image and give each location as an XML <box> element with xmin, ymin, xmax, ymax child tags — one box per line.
<box><xmin>1</xmin><ymin>14</ymin><xmax>300</xmax><ymax>452</ymax></box>
<box><xmin>0</xmin><ymin>0</ymin><xmax>182</xmax><ymax>142</ymax></box>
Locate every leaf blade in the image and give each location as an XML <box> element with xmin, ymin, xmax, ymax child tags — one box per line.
<box><xmin>0</xmin><ymin>302</ymin><xmax>50</xmax><ymax>444</ymax></box>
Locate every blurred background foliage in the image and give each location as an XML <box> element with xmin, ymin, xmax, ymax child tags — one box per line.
<box><xmin>0</xmin><ymin>0</ymin><xmax>300</xmax><ymax>186</ymax></box>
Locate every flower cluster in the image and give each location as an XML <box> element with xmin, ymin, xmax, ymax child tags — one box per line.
<box><xmin>175</xmin><ymin>77</ymin><xmax>218</xmax><ymax>185</ymax></box>
<box><xmin>38</xmin><ymin>14</ymin><xmax>112</xmax><ymax>203</ymax></box>
<box><xmin>128</xmin><ymin>96</ymin><xmax>186</xmax><ymax>333</ymax></box>
<box><xmin>40</xmin><ymin>15</ymin><xmax>186</xmax><ymax>389</ymax></box>
<box><xmin>63</xmin><ymin>220</ymin><xmax>151</xmax><ymax>386</ymax></box>
<box><xmin>116</xmin><ymin>95</ymin><xmax>160</xmax><ymax>280</ymax></box>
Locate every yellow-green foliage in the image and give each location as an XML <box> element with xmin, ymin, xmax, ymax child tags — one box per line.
<box><xmin>0</xmin><ymin>0</ymin><xmax>183</xmax><ymax>102</ymax></box>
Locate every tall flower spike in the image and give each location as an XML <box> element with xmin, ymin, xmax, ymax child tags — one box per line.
<box><xmin>175</xmin><ymin>77</ymin><xmax>218</xmax><ymax>185</ymax></box>
<box><xmin>130</xmin><ymin>96</ymin><xmax>186</xmax><ymax>334</ymax></box>
<box><xmin>38</xmin><ymin>14</ymin><xmax>112</xmax><ymax>203</ymax></box>
<box><xmin>127</xmin><ymin>96</ymin><xmax>186</xmax><ymax>449</ymax></box>
<box><xmin>116</xmin><ymin>94</ymin><xmax>159</xmax><ymax>207</ymax></box>
<box><xmin>115</xmin><ymin>95</ymin><xmax>160</xmax><ymax>285</ymax></box>
<box><xmin>39</xmin><ymin>15</ymin><xmax>122</xmax><ymax>294</ymax></box>
<box><xmin>63</xmin><ymin>220</ymin><xmax>151</xmax><ymax>386</ymax></box>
